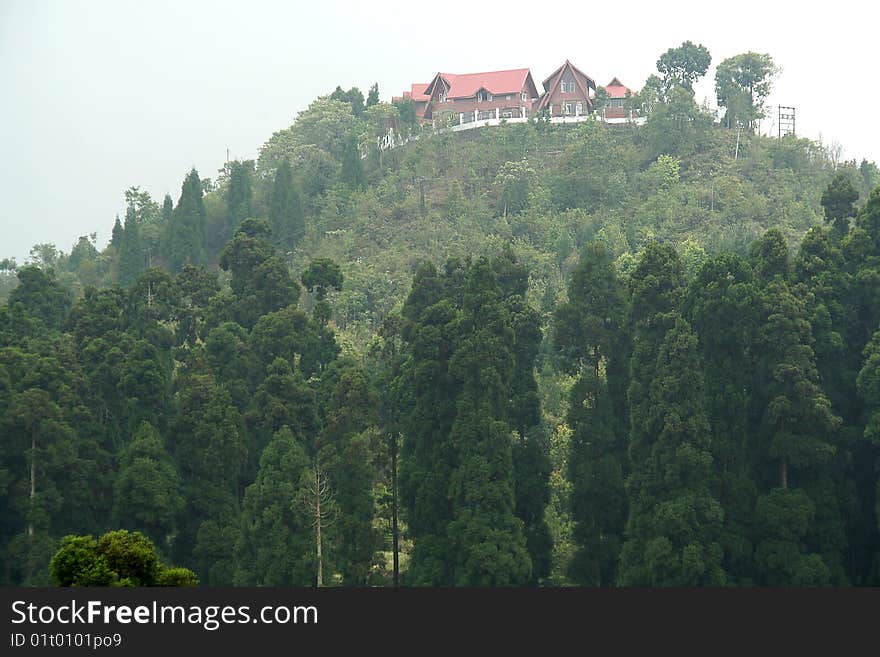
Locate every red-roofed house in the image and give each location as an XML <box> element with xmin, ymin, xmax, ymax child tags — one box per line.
<box><xmin>534</xmin><ymin>60</ymin><xmax>596</xmax><ymax>118</ymax></box>
<box><xmin>393</xmin><ymin>83</ymin><xmax>432</xmax><ymax>121</ymax></box>
<box><xmin>420</xmin><ymin>68</ymin><xmax>541</xmax><ymax>125</ymax></box>
<box><xmin>602</xmin><ymin>77</ymin><xmax>637</xmax><ymax>120</ymax></box>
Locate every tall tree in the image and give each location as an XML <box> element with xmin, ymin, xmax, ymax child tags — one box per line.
<box><xmin>656</xmin><ymin>40</ymin><xmax>711</xmax><ymax>94</ymax></box>
<box><xmin>235</xmin><ymin>426</ymin><xmax>313</xmax><ymax>586</ymax></box>
<box><xmin>366</xmin><ymin>82</ymin><xmax>380</xmax><ymax>107</ymax></box>
<box><xmin>219</xmin><ymin>218</ymin><xmax>301</xmax><ymax>329</ymax></box>
<box><xmin>683</xmin><ymin>253</ymin><xmax>760</xmax><ymax>583</ymax></box>
<box><xmin>225</xmin><ymin>159</ymin><xmax>255</xmax><ymax>239</ymax></box>
<box><xmin>166</xmin><ymin>169</ymin><xmax>207</xmax><ymax>272</ymax></box>
<box><xmin>112</xmin><ymin>421</ymin><xmax>182</xmax><ymax>548</ymax></box>
<box><xmin>316</xmin><ymin>362</ymin><xmax>381</xmax><ymax>586</ymax></box>
<box><xmin>445</xmin><ymin>258</ymin><xmax>531</xmax><ymax>585</ymax></box>
<box><xmin>821</xmin><ymin>172</ymin><xmax>860</xmax><ymax>237</ymax></box>
<box><xmin>269</xmin><ymin>158</ymin><xmax>305</xmax><ymax>250</ymax></box>
<box><xmin>554</xmin><ymin>242</ymin><xmax>629</xmax><ymax>585</ymax></box>
<box><xmin>618</xmin><ymin>318</ymin><xmax>726</xmax><ymax>586</ymax></box>
<box><xmin>715</xmin><ymin>52</ymin><xmax>778</xmax><ymax>130</ymax></box>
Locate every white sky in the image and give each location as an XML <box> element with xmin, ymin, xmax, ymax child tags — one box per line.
<box><xmin>1</xmin><ymin>0</ymin><xmax>878</xmax><ymax>263</ymax></box>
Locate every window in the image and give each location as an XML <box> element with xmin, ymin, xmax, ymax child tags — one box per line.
<box><xmin>564</xmin><ymin>102</ymin><xmax>574</xmax><ymax>115</ymax></box>
<box><xmin>576</xmin><ymin>102</ymin><xmax>582</xmax><ymax>115</ymax></box>
<box><xmin>521</xmin><ymin>92</ymin><xmax>527</xmax><ymax>101</ymax></box>
<box><xmin>477</xmin><ymin>90</ymin><xmax>493</xmax><ymax>102</ymax></box>
<box><xmin>561</xmin><ymin>80</ymin><xmax>575</xmax><ymax>93</ymax></box>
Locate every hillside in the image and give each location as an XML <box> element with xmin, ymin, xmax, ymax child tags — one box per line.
<box><xmin>3</xmin><ymin>58</ymin><xmax>880</xmax><ymax>588</ymax></box>
<box><xmin>4</xmin><ymin>95</ymin><xmax>876</xmax><ymax>348</ymax></box>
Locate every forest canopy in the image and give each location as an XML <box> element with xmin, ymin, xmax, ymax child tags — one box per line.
<box><xmin>2</xmin><ymin>44</ymin><xmax>880</xmax><ymax>587</ymax></box>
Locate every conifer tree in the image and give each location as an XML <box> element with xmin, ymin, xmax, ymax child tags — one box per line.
<box><xmin>226</xmin><ymin>160</ymin><xmax>254</xmax><ymax>240</ymax></box>
<box><xmin>821</xmin><ymin>172</ymin><xmax>860</xmax><ymax>237</ymax></box>
<box><xmin>366</xmin><ymin>83</ymin><xmax>380</xmax><ymax>107</ymax></box>
<box><xmin>554</xmin><ymin>242</ymin><xmax>629</xmax><ymax>585</ymax></box>
<box><xmin>445</xmin><ymin>259</ymin><xmax>531</xmax><ymax>585</ymax></box>
<box><xmin>619</xmin><ymin>318</ymin><xmax>726</xmax><ymax>586</ymax></box>
<box><xmin>269</xmin><ymin>158</ymin><xmax>305</xmax><ymax>250</ymax></box>
<box><xmin>167</xmin><ymin>169</ymin><xmax>207</xmax><ymax>273</ymax></box>
<box><xmin>235</xmin><ymin>426</ymin><xmax>313</xmax><ymax>586</ymax></box>
<box><xmin>682</xmin><ymin>253</ymin><xmax>760</xmax><ymax>582</ymax></box>
<box><xmin>340</xmin><ymin>133</ymin><xmax>365</xmax><ymax>190</ymax></box>
<box><xmin>112</xmin><ymin>421</ymin><xmax>182</xmax><ymax>547</ymax></box>
<box><xmin>316</xmin><ymin>362</ymin><xmax>381</xmax><ymax>585</ymax></box>
<box><xmin>172</xmin><ymin>372</ymin><xmax>247</xmax><ymax>583</ymax></box>
<box><xmin>110</xmin><ymin>215</ymin><xmax>123</xmax><ymax>249</ymax></box>
<box><xmin>161</xmin><ymin>194</ymin><xmax>173</xmax><ymax>224</ymax></box>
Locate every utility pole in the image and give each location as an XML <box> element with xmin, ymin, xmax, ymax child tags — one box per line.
<box><xmin>734</xmin><ymin>123</ymin><xmax>742</xmax><ymax>160</ymax></box>
<box><xmin>390</xmin><ymin>434</ymin><xmax>400</xmax><ymax>586</ymax></box>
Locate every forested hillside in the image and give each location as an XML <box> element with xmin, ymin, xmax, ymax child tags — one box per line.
<box><xmin>2</xmin><ymin>45</ymin><xmax>880</xmax><ymax>586</ymax></box>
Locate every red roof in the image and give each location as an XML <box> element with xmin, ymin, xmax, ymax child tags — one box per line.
<box><xmin>606</xmin><ymin>78</ymin><xmax>632</xmax><ymax>99</ymax></box>
<box><xmin>426</xmin><ymin>68</ymin><xmax>532</xmax><ymax>99</ymax></box>
<box><xmin>410</xmin><ymin>83</ymin><xmax>430</xmax><ymax>102</ymax></box>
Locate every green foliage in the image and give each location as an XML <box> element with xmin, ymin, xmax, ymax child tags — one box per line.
<box><xmin>269</xmin><ymin>158</ymin><xmax>305</xmax><ymax>249</ymax></box>
<box><xmin>50</xmin><ymin>530</ymin><xmax>197</xmax><ymax>587</ymax></box>
<box><xmin>821</xmin><ymin>172</ymin><xmax>860</xmax><ymax>236</ymax></box>
<box><xmin>166</xmin><ymin>169</ymin><xmax>207</xmax><ymax>272</ymax></box>
<box><xmin>398</xmin><ymin>255</ymin><xmax>539</xmax><ymax>585</ymax></box>
<box><xmin>494</xmin><ymin>159</ymin><xmax>537</xmax><ymax>216</ymax></box>
<box><xmin>715</xmin><ymin>52</ymin><xmax>778</xmax><ymax>129</ymax></box>
<box><xmin>4</xmin><ymin>69</ymin><xmax>880</xmax><ymax>589</ymax></box>
<box><xmin>236</xmin><ymin>426</ymin><xmax>313</xmax><ymax>585</ymax></box>
<box><xmin>112</xmin><ymin>421</ymin><xmax>183</xmax><ymax>547</ymax></box>
<box><xmin>656</xmin><ymin>40</ymin><xmax>711</xmax><ymax>93</ymax></box>
<box><xmin>301</xmin><ymin>258</ymin><xmax>343</xmax><ymax>301</ymax></box>
<box><xmin>619</xmin><ymin>318</ymin><xmax>725</xmax><ymax>586</ymax></box>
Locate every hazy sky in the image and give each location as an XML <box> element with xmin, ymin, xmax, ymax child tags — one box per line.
<box><xmin>1</xmin><ymin>0</ymin><xmax>878</xmax><ymax>263</ymax></box>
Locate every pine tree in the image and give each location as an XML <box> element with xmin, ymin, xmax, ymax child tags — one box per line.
<box><xmin>316</xmin><ymin>363</ymin><xmax>380</xmax><ymax>585</ymax></box>
<box><xmin>112</xmin><ymin>421</ymin><xmax>182</xmax><ymax>548</ymax></box>
<box><xmin>821</xmin><ymin>172</ymin><xmax>860</xmax><ymax>237</ymax></box>
<box><xmin>172</xmin><ymin>373</ymin><xmax>247</xmax><ymax>582</ymax></box>
<box><xmin>554</xmin><ymin>242</ymin><xmax>629</xmax><ymax>585</ymax></box>
<box><xmin>110</xmin><ymin>215</ymin><xmax>123</xmax><ymax>249</ymax></box>
<box><xmin>218</xmin><ymin>219</ymin><xmax>301</xmax><ymax>329</ymax></box>
<box><xmin>618</xmin><ymin>318</ymin><xmax>726</xmax><ymax>586</ymax></box>
<box><xmin>269</xmin><ymin>158</ymin><xmax>305</xmax><ymax>250</ymax></box>
<box><xmin>226</xmin><ymin>160</ymin><xmax>254</xmax><ymax>239</ymax></box>
<box><xmin>161</xmin><ymin>194</ymin><xmax>173</xmax><ymax>224</ymax></box>
<box><xmin>166</xmin><ymin>169</ymin><xmax>207</xmax><ymax>272</ymax></box>
<box><xmin>340</xmin><ymin>133</ymin><xmax>365</xmax><ymax>190</ymax></box>
<box><xmin>366</xmin><ymin>83</ymin><xmax>379</xmax><ymax>107</ymax></box>
<box><xmin>235</xmin><ymin>426</ymin><xmax>313</xmax><ymax>585</ymax></box>
<box><xmin>446</xmin><ymin>260</ymin><xmax>531</xmax><ymax>585</ymax></box>
<box><xmin>682</xmin><ymin>253</ymin><xmax>761</xmax><ymax>582</ymax></box>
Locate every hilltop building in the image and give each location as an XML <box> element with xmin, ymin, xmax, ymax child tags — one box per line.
<box><xmin>602</xmin><ymin>77</ymin><xmax>636</xmax><ymax>120</ymax></box>
<box><xmin>394</xmin><ymin>60</ymin><xmax>640</xmax><ymax>129</ymax></box>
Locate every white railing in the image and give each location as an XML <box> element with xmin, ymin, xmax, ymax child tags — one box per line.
<box><xmin>365</xmin><ymin>112</ymin><xmax>647</xmax><ymax>156</ymax></box>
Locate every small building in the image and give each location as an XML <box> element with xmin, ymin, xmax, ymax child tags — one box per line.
<box><xmin>603</xmin><ymin>77</ymin><xmax>636</xmax><ymax>120</ymax></box>
<box><xmin>534</xmin><ymin>60</ymin><xmax>596</xmax><ymax>118</ymax></box>
<box><xmin>392</xmin><ymin>83</ymin><xmax>431</xmax><ymax>121</ymax></box>
<box><xmin>420</xmin><ymin>68</ymin><xmax>541</xmax><ymax>126</ymax></box>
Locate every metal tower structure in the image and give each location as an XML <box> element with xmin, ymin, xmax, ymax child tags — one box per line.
<box><xmin>778</xmin><ymin>106</ymin><xmax>796</xmax><ymax>137</ymax></box>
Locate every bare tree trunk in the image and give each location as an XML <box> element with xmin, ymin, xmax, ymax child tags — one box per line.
<box><xmin>391</xmin><ymin>435</ymin><xmax>399</xmax><ymax>587</ymax></box>
<box><xmin>28</xmin><ymin>430</ymin><xmax>35</xmax><ymax>536</ymax></box>
<box><xmin>316</xmin><ymin>476</ymin><xmax>323</xmax><ymax>588</ymax></box>
<box><xmin>780</xmin><ymin>458</ymin><xmax>788</xmax><ymax>490</ymax></box>
<box><xmin>302</xmin><ymin>465</ymin><xmax>336</xmax><ymax>588</ymax></box>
